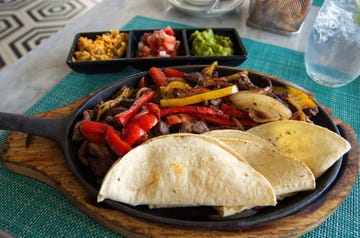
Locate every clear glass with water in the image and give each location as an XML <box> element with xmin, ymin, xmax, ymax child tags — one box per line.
<box><xmin>304</xmin><ymin>0</ymin><xmax>360</xmax><ymax>87</ymax></box>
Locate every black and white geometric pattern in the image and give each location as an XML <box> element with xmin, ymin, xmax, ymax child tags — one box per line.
<box><xmin>0</xmin><ymin>0</ymin><xmax>102</xmax><ymax>70</ymax></box>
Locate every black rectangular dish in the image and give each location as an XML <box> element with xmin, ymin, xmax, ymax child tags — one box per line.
<box><xmin>66</xmin><ymin>28</ymin><xmax>248</xmax><ymax>73</ymax></box>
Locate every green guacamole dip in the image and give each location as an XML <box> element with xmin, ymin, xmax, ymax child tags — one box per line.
<box><xmin>189</xmin><ymin>29</ymin><xmax>234</xmax><ymax>56</ymax></box>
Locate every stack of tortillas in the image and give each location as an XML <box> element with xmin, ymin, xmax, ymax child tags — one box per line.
<box><xmin>97</xmin><ymin>120</ymin><xmax>351</xmax><ymax>217</ymax></box>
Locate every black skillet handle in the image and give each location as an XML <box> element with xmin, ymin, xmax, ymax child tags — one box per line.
<box><xmin>0</xmin><ymin>112</ymin><xmax>69</xmax><ymax>144</ymax></box>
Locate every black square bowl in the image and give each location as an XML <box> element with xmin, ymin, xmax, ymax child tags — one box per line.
<box><xmin>66</xmin><ymin>31</ymin><xmax>131</xmax><ymax>74</ymax></box>
<box><xmin>127</xmin><ymin>29</ymin><xmax>189</xmax><ymax>70</ymax></box>
<box><xmin>185</xmin><ymin>28</ymin><xmax>248</xmax><ymax>66</ymax></box>
<box><xmin>66</xmin><ymin>28</ymin><xmax>247</xmax><ymax>73</ymax></box>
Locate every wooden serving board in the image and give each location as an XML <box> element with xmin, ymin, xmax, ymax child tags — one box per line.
<box><xmin>1</xmin><ymin>98</ymin><xmax>359</xmax><ymax>238</ymax></box>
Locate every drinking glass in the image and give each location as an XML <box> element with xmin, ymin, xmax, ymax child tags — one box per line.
<box><xmin>304</xmin><ymin>0</ymin><xmax>360</xmax><ymax>87</ymax></box>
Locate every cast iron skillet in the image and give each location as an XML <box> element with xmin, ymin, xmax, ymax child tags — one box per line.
<box><xmin>0</xmin><ymin>65</ymin><xmax>343</xmax><ymax>230</ymax></box>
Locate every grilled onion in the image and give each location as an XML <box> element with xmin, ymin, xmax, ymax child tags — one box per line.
<box><xmin>229</xmin><ymin>92</ymin><xmax>292</xmax><ymax>122</ymax></box>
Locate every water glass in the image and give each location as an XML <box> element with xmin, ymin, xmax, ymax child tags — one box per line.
<box><xmin>304</xmin><ymin>0</ymin><xmax>360</xmax><ymax>87</ymax></box>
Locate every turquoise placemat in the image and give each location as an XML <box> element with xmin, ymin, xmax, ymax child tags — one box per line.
<box><xmin>0</xmin><ymin>16</ymin><xmax>358</xmax><ymax>238</ymax></box>
<box><xmin>313</xmin><ymin>0</ymin><xmax>324</xmax><ymax>7</ymax></box>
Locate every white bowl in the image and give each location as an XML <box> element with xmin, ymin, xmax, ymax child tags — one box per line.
<box><xmin>184</xmin><ymin>0</ymin><xmax>213</xmax><ymax>6</ymax></box>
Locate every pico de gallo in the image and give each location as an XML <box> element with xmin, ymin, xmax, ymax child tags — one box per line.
<box><xmin>137</xmin><ymin>26</ymin><xmax>180</xmax><ymax>58</ymax></box>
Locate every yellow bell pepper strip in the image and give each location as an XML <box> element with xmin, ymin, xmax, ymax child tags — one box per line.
<box><xmin>201</xmin><ymin>61</ymin><xmax>218</xmax><ymax>77</ymax></box>
<box><xmin>291</xmin><ymin>110</ymin><xmax>309</xmax><ymax>122</ymax></box>
<box><xmin>160</xmin><ymin>81</ymin><xmax>191</xmax><ymax>99</ymax></box>
<box><xmin>96</xmin><ymin>87</ymin><xmax>132</xmax><ymax>121</ymax></box>
<box><xmin>159</xmin><ymin>85</ymin><xmax>238</xmax><ymax>107</ymax></box>
<box><xmin>272</xmin><ymin>86</ymin><xmax>318</xmax><ymax>114</ymax></box>
<box><xmin>223</xmin><ymin>70</ymin><xmax>249</xmax><ymax>82</ymax></box>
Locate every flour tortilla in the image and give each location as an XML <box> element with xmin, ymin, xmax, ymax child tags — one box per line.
<box><xmin>206</xmin><ymin>130</ymin><xmax>316</xmax><ymax>198</ymax></box>
<box><xmin>206</xmin><ymin>129</ymin><xmax>315</xmax><ymax>216</ymax></box>
<box><xmin>247</xmin><ymin>120</ymin><xmax>351</xmax><ymax>178</ymax></box>
<box><xmin>98</xmin><ymin>133</ymin><xmax>276</xmax><ymax>208</ymax></box>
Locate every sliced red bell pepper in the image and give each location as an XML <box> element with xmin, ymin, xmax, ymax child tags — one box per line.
<box><xmin>198</xmin><ymin>114</ymin><xmax>256</xmax><ymax>126</ymax></box>
<box><xmin>131</xmin><ymin>111</ymin><xmax>158</xmax><ymax>131</ymax></box>
<box><xmin>160</xmin><ymin>105</ymin><xmax>228</xmax><ymax>119</ymax></box>
<box><xmin>145</xmin><ymin>102</ymin><xmax>161</xmax><ymax>119</ymax></box>
<box><xmin>114</xmin><ymin>90</ymin><xmax>155</xmax><ymax>126</ymax></box>
<box><xmin>121</xmin><ymin>104</ymin><xmax>160</xmax><ymax>146</ymax></box>
<box><xmin>220</xmin><ymin>103</ymin><xmax>249</xmax><ymax>118</ymax></box>
<box><xmin>122</xmin><ymin>124</ymin><xmax>146</xmax><ymax>146</ymax></box>
<box><xmin>104</xmin><ymin>126</ymin><xmax>132</xmax><ymax>157</ymax></box>
<box><xmin>194</xmin><ymin>114</ymin><xmax>236</xmax><ymax>126</ymax></box>
<box><xmin>80</xmin><ymin>120</ymin><xmax>108</xmax><ymax>143</ymax></box>
<box><xmin>164</xmin><ymin>67</ymin><xmax>184</xmax><ymax>78</ymax></box>
<box><xmin>219</xmin><ymin>103</ymin><xmax>257</xmax><ymax>126</ymax></box>
<box><xmin>134</xmin><ymin>133</ymin><xmax>150</xmax><ymax>146</ymax></box>
<box><xmin>165</xmin><ymin>113</ymin><xmax>197</xmax><ymax>127</ymax></box>
<box><xmin>148</xmin><ymin>67</ymin><xmax>169</xmax><ymax>87</ymax></box>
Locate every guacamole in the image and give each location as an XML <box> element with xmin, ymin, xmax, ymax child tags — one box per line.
<box><xmin>189</xmin><ymin>29</ymin><xmax>234</xmax><ymax>56</ymax></box>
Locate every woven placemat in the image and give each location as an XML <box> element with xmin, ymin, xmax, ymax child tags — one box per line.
<box><xmin>0</xmin><ymin>15</ymin><xmax>359</xmax><ymax>238</ymax></box>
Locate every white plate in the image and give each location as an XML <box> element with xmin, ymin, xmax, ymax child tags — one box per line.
<box><xmin>168</xmin><ymin>0</ymin><xmax>245</xmax><ymax>17</ymax></box>
<box><xmin>184</xmin><ymin>0</ymin><xmax>214</xmax><ymax>6</ymax></box>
